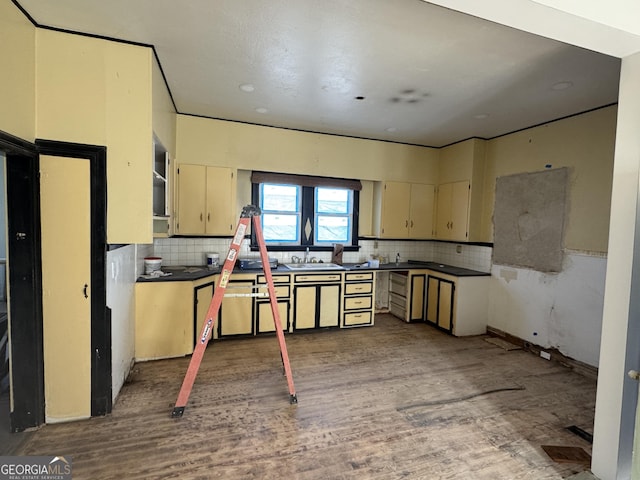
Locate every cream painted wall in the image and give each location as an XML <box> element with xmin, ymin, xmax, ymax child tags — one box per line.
<box><xmin>176</xmin><ymin>115</ymin><xmax>439</xmax><ymax>183</ymax></box>
<box><xmin>0</xmin><ymin>0</ymin><xmax>35</xmax><ymax>141</ymax></box>
<box><xmin>481</xmin><ymin>106</ymin><xmax>617</xmax><ymax>252</ymax></box>
<box><xmin>35</xmin><ymin>29</ymin><xmax>153</xmax><ymax>244</ymax></box>
<box><xmin>152</xmin><ymin>58</ymin><xmax>176</xmax><ymax>158</ymax></box>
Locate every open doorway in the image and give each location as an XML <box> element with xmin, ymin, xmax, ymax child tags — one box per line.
<box><xmin>0</xmin><ymin>149</ymin><xmax>13</xmax><ymax>451</ymax></box>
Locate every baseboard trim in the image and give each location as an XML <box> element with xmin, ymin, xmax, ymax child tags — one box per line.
<box><xmin>486</xmin><ymin>326</ymin><xmax>598</xmax><ymax>380</ymax></box>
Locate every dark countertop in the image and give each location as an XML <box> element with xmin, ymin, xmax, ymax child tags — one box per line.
<box><xmin>137</xmin><ymin>260</ymin><xmax>489</xmax><ymax>282</ymax></box>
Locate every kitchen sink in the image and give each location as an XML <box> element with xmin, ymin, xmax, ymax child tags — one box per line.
<box><xmin>284</xmin><ymin>262</ymin><xmax>345</xmax><ymax>270</ymax></box>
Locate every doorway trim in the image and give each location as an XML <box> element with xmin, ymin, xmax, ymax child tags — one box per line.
<box><xmin>1</xmin><ymin>130</ymin><xmax>43</xmax><ymax>432</ymax></box>
<box><xmin>35</xmin><ymin>139</ymin><xmax>110</xmax><ymax>417</ymax></box>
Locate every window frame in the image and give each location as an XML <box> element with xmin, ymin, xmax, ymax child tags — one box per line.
<box><xmin>250</xmin><ymin>179</ymin><xmax>360</xmax><ymax>252</ymax></box>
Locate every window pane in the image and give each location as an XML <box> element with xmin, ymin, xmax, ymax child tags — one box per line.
<box><xmin>262</xmin><ymin>214</ymin><xmax>299</xmax><ymax>242</ymax></box>
<box><xmin>316</xmin><ymin>188</ymin><xmax>349</xmax><ymax>214</ymax></box>
<box><xmin>316</xmin><ymin>215</ymin><xmax>350</xmax><ymax>243</ymax></box>
<box><xmin>261</xmin><ymin>184</ymin><xmax>299</xmax><ymax>212</ymax></box>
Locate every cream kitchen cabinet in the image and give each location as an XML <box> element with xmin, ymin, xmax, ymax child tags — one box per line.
<box><xmin>376</xmin><ymin>181</ymin><xmax>435</xmax><ymax>239</ymax></box>
<box><xmin>219</xmin><ymin>275</ymin><xmax>255</xmax><ymax>337</ymax></box>
<box><xmin>175</xmin><ymin>164</ymin><xmax>236</xmax><ymax>236</ymax></box>
<box><xmin>389</xmin><ymin>271</ymin><xmax>427</xmax><ymax>323</ymax></box>
<box><xmin>135</xmin><ymin>281</ymin><xmax>195</xmax><ymax>360</ymax></box>
<box><xmin>255</xmin><ymin>274</ymin><xmax>291</xmax><ymax>334</ymax></box>
<box><xmin>435</xmin><ymin>180</ymin><xmax>470</xmax><ymax>241</ymax></box>
<box><xmin>343</xmin><ymin>271</ymin><xmax>376</xmax><ymax>327</ymax></box>
<box><xmin>425</xmin><ymin>270</ymin><xmax>489</xmax><ymax>336</ymax></box>
<box><xmin>293</xmin><ymin>273</ymin><xmax>342</xmax><ymax>330</ymax></box>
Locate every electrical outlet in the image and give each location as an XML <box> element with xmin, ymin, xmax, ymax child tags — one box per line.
<box><xmin>373</xmin><ymin>240</ymin><xmax>378</xmax><ymax>249</ymax></box>
<box><xmin>540</xmin><ymin>351</ymin><xmax>551</xmax><ymax>360</ymax></box>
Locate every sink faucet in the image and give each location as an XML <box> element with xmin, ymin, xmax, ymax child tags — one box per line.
<box><xmin>396</xmin><ymin>252</ymin><xmax>401</xmax><ymax>264</ymax></box>
<box><xmin>304</xmin><ymin>246</ymin><xmax>310</xmax><ymax>263</ymax></box>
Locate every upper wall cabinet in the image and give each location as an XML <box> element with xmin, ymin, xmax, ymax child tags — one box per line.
<box><xmin>175</xmin><ymin>164</ymin><xmax>237</xmax><ymax>236</ymax></box>
<box><xmin>153</xmin><ymin>136</ymin><xmax>171</xmax><ymax>237</ymax></box>
<box><xmin>435</xmin><ymin>180</ymin><xmax>470</xmax><ymax>241</ymax></box>
<box><xmin>437</xmin><ymin>139</ymin><xmax>486</xmax><ymax>242</ymax></box>
<box><xmin>375</xmin><ymin>181</ymin><xmax>435</xmax><ymax>239</ymax></box>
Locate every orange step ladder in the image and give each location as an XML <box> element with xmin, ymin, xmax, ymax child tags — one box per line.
<box><xmin>171</xmin><ymin>205</ymin><xmax>297</xmax><ymax>417</ymax></box>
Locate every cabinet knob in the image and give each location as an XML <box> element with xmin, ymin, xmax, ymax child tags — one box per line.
<box><xmin>405</xmin><ymin>220</ymin><xmax>408</xmax><ymax>227</ymax></box>
<box><xmin>410</xmin><ymin>220</ymin><xmax>414</xmax><ymax>228</ymax></box>
<box><xmin>200</xmin><ymin>213</ymin><xmax>203</xmax><ymax>222</ymax></box>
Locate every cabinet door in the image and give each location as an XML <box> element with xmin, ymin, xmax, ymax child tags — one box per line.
<box><xmin>135</xmin><ymin>282</ymin><xmax>193</xmax><ymax>360</ymax></box>
<box><xmin>409</xmin><ymin>184</ymin><xmax>435</xmax><ymax>239</ymax></box>
<box><xmin>257</xmin><ymin>300</ymin><xmax>289</xmax><ymax>333</ymax></box>
<box><xmin>450</xmin><ymin>180</ymin><xmax>470</xmax><ymax>241</ymax></box>
<box><xmin>219</xmin><ymin>280</ymin><xmax>254</xmax><ymax>336</ymax></box>
<box><xmin>380</xmin><ymin>181</ymin><xmax>410</xmax><ymax>238</ymax></box>
<box><xmin>435</xmin><ymin>182</ymin><xmax>453</xmax><ymax>240</ymax></box>
<box><xmin>426</xmin><ymin>277</ymin><xmax>439</xmax><ymax>324</ymax></box>
<box><xmin>176</xmin><ymin>164</ymin><xmax>206</xmax><ymax>234</ymax></box>
<box><xmin>194</xmin><ymin>282</ymin><xmax>214</xmax><ymax>343</ymax></box>
<box><xmin>294</xmin><ymin>285</ymin><xmax>317</xmax><ymax>330</ymax></box>
<box><xmin>438</xmin><ymin>280</ymin><xmax>454</xmax><ymax>331</ymax></box>
<box><xmin>318</xmin><ymin>284</ymin><xmax>340</xmax><ymax>328</ymax></box>
<box><xmin>206</xmin><ymin>166</ymin><xmax>236</xmax><ymax>235</ymax></box>
<box><xmin>409</xmin><ymin>274</ymin><xmax>426</xmax><ymax>322</ymax></box>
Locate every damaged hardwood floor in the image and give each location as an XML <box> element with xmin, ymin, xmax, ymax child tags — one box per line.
<box><xmin>17</xmin><ymin>315</ymin><xmax>596</xmax><ymax>479</ymax></box>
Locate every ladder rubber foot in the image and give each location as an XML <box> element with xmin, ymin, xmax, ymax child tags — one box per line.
<box><xmin>290</xmin><ymin>394</ymin><xmax>298</xmax><ymax>404</ymax></box>
<box><xmin>171</xmin><ymin>406</ymin><xmax>185</xmax><ymax>418</ymax></box>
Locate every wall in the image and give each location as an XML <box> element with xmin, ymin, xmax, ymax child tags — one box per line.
<box><xmin>152</xmin><ymin>58</ymin><xmax>176</xmax><ymax>159</ymax></box>
<box><xmin>0</xmin><ymin>0</ymin><xmax>35</xmax><ymax>142</ymax></box>
<box><xmin>35</xmin><ymin>29</ymin><xmax>153</xmax><ymax>244</ymax></box>
<box><xmin>107</xmin><ymin>245</ymin><xmax>137</xmax><ymax>403</ymax></box>
<box><xmin>481</xmin><ymin>105</ymin><xmax>617</xmax><ymax>251</ymax></box>
<box><xmin>483</xmin><ymin>107</ymin><xmax>616</xmax><ymax>368</ymax></box>
<box><xmin>176</xmin><ymin>115</ymin><xmax>440</xmax><ymax>183</ymax></box>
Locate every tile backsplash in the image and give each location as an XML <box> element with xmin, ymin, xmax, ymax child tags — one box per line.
<box><xmin>152</xmin><ymin>237</ymin><xmax>492</xmax><ymax>273</ymax></box>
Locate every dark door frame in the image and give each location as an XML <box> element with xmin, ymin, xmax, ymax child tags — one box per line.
<box><xmin>0</xmin><ymin>131</ymin><xmax>111</xmax><ymax>432</ymax></box>
<box><xmin>36</xmin><ymin>139</ymin><xmax>110</xmax><ymax>418</ymax></box>
<box><xmin>2</xmin><ymin>131</ymin><xmax>44</xmax><ymax>432</ymax></box>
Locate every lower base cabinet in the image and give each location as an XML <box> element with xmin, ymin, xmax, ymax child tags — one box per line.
<box><xmin>425</xmin><ymin>271</ymin><xmax>489</xmax><ymax>336</ymax></box>
<box><xmin>135</xmin><ymin>281</ymin><xmax>195</xmax><ymax>361</ymax></box>
<box><xmin>293</xmin><ymin>274</ymin><xmax>342</xmax><ymax>330</ymax></box>
<box><xmin>343</xmin><ymin>271</ymin><xmax>376</xmax><ymax>327</ymax></box>
<box><xmin>426</xmin><ymin>275</ymin><xmax>455</xmax><ymax>333</ymax></box>
<box><xmin>256</xmin><ymin>300</ymin><xmax>290</xmax><ymax>333</ymax></box>
<box><xmin>219</xmin><ymin>276</ymin><xmax>255</xmax><ymax>337</ymax></box>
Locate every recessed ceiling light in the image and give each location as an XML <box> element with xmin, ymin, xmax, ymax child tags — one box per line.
<box><xmin>551</xmin><ymin>81</ymin><xmax>573</xmax><ymax>91</ymax></box>
<box><xmin>255</xmin><ymin>107</ymin><xmax>268</xmax><ymax>114</ymax></box>
<box><xmin>354</xmin><ymin>96</ymin><xmax>365</xmax><ymax>100</ymax></box>
<box><xmin>239</xmin><ymin>83</ymin><xmax>255</xmax><ymax>92</ymax></box>
<box><xmin>474</xmin><ymin>113</ymin><xmax>489</xmax><ymax>120</ymax></box>
<box><xmin>385</xmin><ymin>127</ymin><xmax>397</xmax><ymax>132</ymax></box>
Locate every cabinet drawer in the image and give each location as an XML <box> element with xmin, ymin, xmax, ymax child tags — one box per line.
<box><xmin>390</xmin><ymin>273</ymin><xmax>408</xmax><ymax>295</ymax></box>
<box><xmin>257</xmin><ymin>284</ymin><xmax>290</xmax><ymax>298</ymax></box>
<box><xmin>345</xmin><ymin>283</ymin><xmax>373</xmax><ymax>295</ymax></box>
<box><xmin>257</xmin><ymin>274</ymin><xmax>291</xmax><ymax>284</ymax></box>
<box><xmin>344</xmin><ymin>296</ymin><xmax>372</xmax><ymax>311</ymax></box>
<box><xmin>389</xmin><ymin>302</ymin><xmax>406</xmax><ymax>319</ymax></box>
<box><xmin>389</xmin><ymin>291</ymin><xmax>406</xmax><ymax>305</ymax></box>
<box><xmin>294</xmin><ymin>273</ymin><xmax>342</xmax><ymax>283</ymax></box>
<box><xmin>344</xmin><ymin>311</ymin><xmax>373</xmax><ymax>327</ymax></box>
<box><xmin>345</xmin><ymin>272</ymin><xmax>374</xmax><ymax>282</ymax></box>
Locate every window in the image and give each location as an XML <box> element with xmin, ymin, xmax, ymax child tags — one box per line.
<box><xmin>251</xmin><ymin>172</ymin><xmax>360</xmax><ymax>249</ymax></box>
<box><xmin>314</xmin><ymin>187</ymin><xmax>353</xmax><ymax>245</ymax></box>
<box><xmin>260</xmin><ymin>183</ymin><xmax>301</xmax><ymax>244</ymax></box>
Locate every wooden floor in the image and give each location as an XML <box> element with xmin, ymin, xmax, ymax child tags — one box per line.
<box><xmin>16</xmin><ymin>315</ymin><xmax>596</xmax><ymax>479</ymax></box>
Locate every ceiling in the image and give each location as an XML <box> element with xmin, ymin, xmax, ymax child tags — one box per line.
<box><xmin>17</xmin><ymin>0</ymin><xmax>623</xmax><ymax>147</ymax></box>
